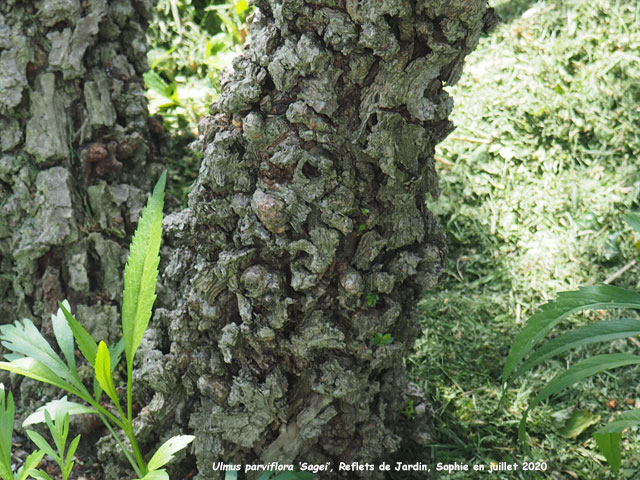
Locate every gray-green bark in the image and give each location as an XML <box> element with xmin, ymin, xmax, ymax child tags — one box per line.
<box><xmin>0</xmin><ymin>0</ymin><xmax>163</xmax><ymax>434</ymax></box>
<box><xmin>136</xmin><ymin>1</ymin><xmax>492</xmax><ymax>478</ymax></box>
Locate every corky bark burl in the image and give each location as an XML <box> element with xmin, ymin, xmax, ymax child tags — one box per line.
<box><xmin>137</xmin><ymin>1</ymin><xmax>490</xmax><ymax>478</ymax></box>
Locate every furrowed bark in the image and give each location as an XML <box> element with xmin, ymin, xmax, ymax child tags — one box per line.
<box><xmin>0</xmin><ymin>0</ymin><xmax>163</xmax><ymax>430</ymax></box>
<box><xmin>136</xmin><ymin>1</ymin><xmax>490</xmax><ymax>478</ymax></box>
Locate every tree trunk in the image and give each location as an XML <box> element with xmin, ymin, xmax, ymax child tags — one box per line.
<box><xmin>0</xmin><ymin>0</ymin><xmax>163</xmax><ymax>420</ymax></box>
<box><xmin>136</xmin><ymin>1</ymin><xmax>491</xmax><ymax>478</ymax></box>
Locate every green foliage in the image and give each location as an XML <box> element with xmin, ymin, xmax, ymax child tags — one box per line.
<box><xmin>371</xmin><ymin>333</ymin><xmax>394</xmax><ymax>346</ymax></box>
<box><xmin>402</xmin><ymin>399</ymin><xmax>415</xmax><ymax>420</ymax></box>
<box><xmin>145</xmin><ymin>0</ymin><xmax>252</xmax><ymax>132</ymax></box>
<box><xmin>0</xmin><ymin>385</ymin><xmax>44</xmax><ymax>480</ymax></box>
<box><xmin>504</xmin><ymin>215</ymin><xmax>640</xmax><ymax>472</ymax></box>
<box><xmin>365</xmin><ymin>293</ymin><xmax>379</xmax><ymax>308</ymax></box>
<box><xmin>0</xmin><ymin>173</ymin><xmax>194</xmax><ymax>478</ymax></box>
<box><xmin>411</xmin><ymin>0</ymin><xmax>640</xmax><ymax>477</ymax></box>
<box><xmin>27</xmin><ymin>411</ymin><xmax>80</xmax><ymax>480</ymax></box>
<box><xmin>145</xmin><ymin>0</ymin><xmax>252</xmax><ymax>206</ymax></box>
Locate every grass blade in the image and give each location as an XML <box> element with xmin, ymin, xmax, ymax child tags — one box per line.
<box><xmin>512</xmin><ymin>319</ymin><xmax>640</xmax><ymax>380</ymax></box>
<box><xmin>121</xmin><ymin>172</ymin><xmax>165</xmax><ymax>373</ymax></box>
<box><xmin>503</xmin><ymin>285</ymin><xmax>640</xmax><ymax>384</ymax></box>
<box><xmin>518</xmin><ymin>353</ymin><xmax>640</xmax><ymax>441</ymax></box>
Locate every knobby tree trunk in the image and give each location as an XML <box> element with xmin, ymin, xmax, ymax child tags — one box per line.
<box><xmin>136</xmin><ymin>1</ymin><xmax>492</xmax><ymax>478</ymax></box>
<box><xmin>0</xmin><ymin>0</ymin><xmax>163</xmax><ymax>426</ymax></box>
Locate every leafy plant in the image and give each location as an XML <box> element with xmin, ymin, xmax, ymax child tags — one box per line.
<box><xmin>371</xmin><ymin>333</ymin><xmax>394</xmax><ymax>346</ymax></box>
<box><xmin>27</xmin><ymin>410</ymin><xmax>80</xmax><ymax>480</ymax></box>
<box><xmin>365</xmin><ymin>293</ymin><xmax>379</xmax><ymax>308</ymax></box>
<box><xmin>0</xmin><ymin>385</ymin><xmax>44</xmax><ymax>480</ymax></box>
<box><xmin>503</xmin><ymin>213</ymin><xmax>640</xmax><ymax>472</ymax></box>
<box><xmin>0</xmin><ymin>172</ymin><xmax>194</xmax><ymax>479</ymax></box>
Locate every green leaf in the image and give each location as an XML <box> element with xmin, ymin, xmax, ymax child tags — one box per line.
<box><xmin>26</xmin><ymin>430</ymin><xmax>58</xmax><ymax>461</ymax></box>
<box><xmin>23</xmin><ymin>397</ymin><xmax>95</xmax><ymax>427</ymax></box>
<box><xmin>594</xmin><ymin>409</ymin><xmax>640</xmax><ymax>436</ymax></box>
<box><xmin>109</xmin><ymin>338</ymin><xmax>125</xmax><ymax>372</ymax></box>
<box><xmin>512</xmin><ymin>319</ymin><xmax>640</xmax><ymax>380</ymax></box>
<box><xmin>29</xmin><ymin>470</ymin><xmax>53</xmax><ymax>480</ymax></box>
<box><xmin>143</xmin><ymin>71</ymin><xmax>173</xmax><ymax>99</ymax></box>
<box><xmin>94</xmin><ymin>342</ymin><xmax>119</xmax><ymax>406</ymax></box>
<box><xmin>0</xmin><ymin>358</ymin><xmax>78</xmax><ymax>394</ymax></box>
<box><xmin>557</xmin><ymin>409</ymin><xmax>600</xmax><ymax>438</ymax></box>
<box><xmin>0</xmin><ymin>319</ymin><xmax>76</xmax><ymax>385</ymax></box>
<box><xmin>121</xmin><ymin>172</ymin><xmax>165</xmax><ymax>374</ymax></box>
<box><xmin>51</xmin><ymin>300</ymin><xmax>76</xmax><ymax>372</ymax></box>
<box><xmin>518</xmin><ymin>353</ymin><xmax>640</xmax><ymax>441</ymax></box>
<box><xmin>59</xmin><ymin>302</ymin><xmax>98</xmax><ymax>367</ymax></box>
<box><xmin>503</xmin><ymin>285</ymin><xmax>640</xmax><ymax>384</ymax></box>
<box><xmin>256</xmin><ymin>473</ymin><xmax>272</xmax><ymax>480</ymax></box>
<box><xmin>17</xmin><ymin>450</ymin><xmax>46</xmax><ymax>480</ymax></box>
<box><xmin>147</xmin><ymin>435</ymin><xmax>195</xmax><ymax>471</ymax></box>
<box><xmin>624</xmin><ymin>212</ymin><xmax>640</xmax><ymax>235</ymax></box>
<box><xmin>65</xmin><ymin>435</ymin><xmax>81</xmax><ymax>471</ymax></box>
<box><xmin>0</xmin><ymin>385</ymin><xmax>14</xmax><ymax>480</ymax></box>
<box><xmin>225</xmin><ymin>471</ymin><xmax>238</xmax><ymax>480</ymax></box>
<box><xmin>136</xmin><ymin>470</ymin><xmax>169</xmax><ymax>480</ymax></box>
<box><xmin>593</xmin><ymin>432</ymin><xmax>622</xmax><ymax>473</ymax></box>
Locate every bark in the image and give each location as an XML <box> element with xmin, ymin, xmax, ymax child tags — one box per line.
<box><xmin>136</xmin><ymin>1</ymin><xmax>491</xmax><ymax>479</ymax></box>
<box><xmin>0</xmin><ymin>0</ymin><xmax>163</xmax><ymax>425</ymax></box>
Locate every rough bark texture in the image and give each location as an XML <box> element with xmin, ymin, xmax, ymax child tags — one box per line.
<box><xmin>136</xmin><ymin>1</ymin><xmax>491</xmax><ymax>479</ymax></box>
<box><xmin>0</xmin><ymin>0</ymin><xmax>163</xmax><ymax>422</ymax></box>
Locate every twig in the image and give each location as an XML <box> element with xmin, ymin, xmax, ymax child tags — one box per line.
<box><xmin>604</xmin><ymin>260</ymin><xmax>636</xmax><ymax>284</ymax></box>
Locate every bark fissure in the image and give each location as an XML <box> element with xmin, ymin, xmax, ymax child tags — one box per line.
<box><xmin>137</xmin><ymin>0</ymin><xmax>490</xmax><ymax>478</ymax></box>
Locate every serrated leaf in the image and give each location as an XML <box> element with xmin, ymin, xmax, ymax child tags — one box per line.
<box><xmin>147</xmin><ymin>435</ymin><xmax>194</xmax><ymax>471</ymax></box>
<box><xmin>519</xmin><ymin>353</ymin><xmax>640</xmax><ymax>441</ymax></box>
<box><xmin>59</xmin><ymin>302</ymin><xmax>98</xmax><ymax>367</ymax></box>
<box><xmin>594</xmin><ymin>431</ymin><xmax>622</xmax><ymax>473</ymax></box>
<box><xmin>17</xmin><ymin>450</ymin><xmax>46</xmax><ymax>480</ymax></box>
<box><xmin>503</xmin><ymin>285</ymin><xmax>640</xmax><ymax>384</ymax></box>
<box><xmin>512</xmin><ymin>319</ymin><xmax>640</xmax><ymax>380</ymax></box>
<box><xmin>23</xmin><ymin>397</ymin><xmax>95</xmax><ymax>427</ymax></box>
<box><xmin>0</xmin><ymin>319</ymin><xmax>76</xmax><ymax>386</ymax></box>
<box><xmin>51</xmin><ymin>300</ymin><xmax>76</xmax><ymax>372</ymax></box>
<box><xmin>94</xmin><ymin>342</ymin><xmax>119</xmax><ymax>407</ymax></box>
<box><xmin>558</xmin><ymin>410</ymin><xmax>600</xmax><ymax>438</ymax></box>
<box><xmin>122</xmin><ymin>172</ymin><xmax>165</xmax><ymax>374</ymax></box>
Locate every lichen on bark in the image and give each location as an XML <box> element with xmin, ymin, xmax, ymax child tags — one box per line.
<box><xmin>0</xmin><ymin>0</ymin><xmax>164</xmax><ymax>457</ymax></box>
<box><xmin>135</xmin><ymin>0</ymin><xmax>491</xmax><ymax>478</ymax></box>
